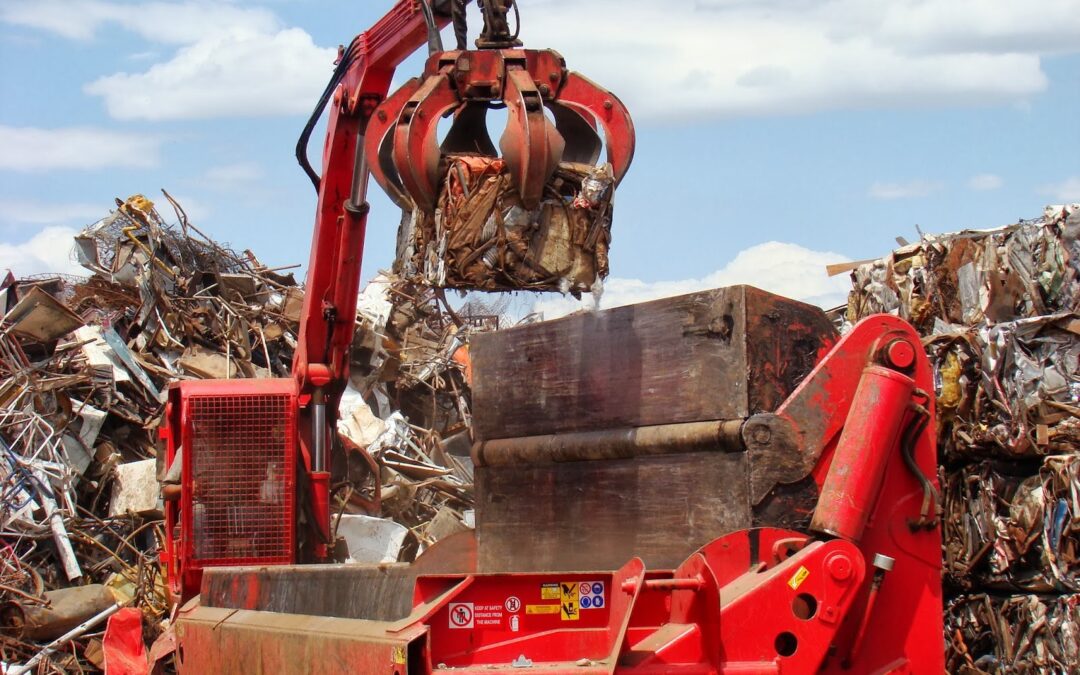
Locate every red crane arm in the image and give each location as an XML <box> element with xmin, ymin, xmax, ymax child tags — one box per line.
<box><xmin>290</xmin><ymin>1</ymin><xmax>462</xmax><ymax>554</ymax></box>
<box><xmin>294</xmin><ymin>0</ymin><xmax>456</xmax><ymax>395</ymax></box>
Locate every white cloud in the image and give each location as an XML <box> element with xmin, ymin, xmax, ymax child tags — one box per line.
<box><xmin>84</xmin><ymin>26</ymin><xmax>334</xmax><ymax>120</ymax></box>
<box><xmin>0</xmin><ymin>1</ymin><xmax>279</xmax><ymax>44</ymax></box>
<box><xmin>967</xmin><ymin>173</ymin><xmax>1004</xmax><ymax>191</ymax></box>
<box><xmin>0</xmin><ymin>125</ymin><xmax>161</xmax><ymax>171</ymax></box>
<box><xmin>0</xmin><ymin>226</ymin><xmax>83</xmax><ymax>277</ymax></box>
<box><xmin>8</xmin><ymin>0</ymin><xmax>1079</xmax><ymax>122</ymax></box>
<box><xmin>3</xmin><ymin>1</ymin><xmax>332</xmax><ymax>121</ymax></box>
<box><xmin>533</xmin><ymin>241</ymin><xmax>851</xmax><ymax>320</ymax></box>
<box><xmin>203</xmin><ymin>162</ymin><xmax>264</xmax><ymax>187</ymax></box>
<box><xmin>1</xmin><ymin>0</ymin><xmax>112</xmax><ymax>40</ymax></box>
<box><xmin>1038</xmin><ymin>176</ymin><xmax>1080</xmax><ymax>202</ymax></box>
<box><xmin>518</xmin><ymin>0</ymin><xmax>1079</xmax><ymax>119</ymax></box>
<box><xmin>874</xmin><ymin>0</ymin><xmax>1080</xmax><ymax>55</ymax></box>
<box><xmin>0</xmin><ymin>199</ymin><xmax>103</xmax><ymax>226</ymax></box>
<box><xmin>868</xmin><ymin>180</ymin><xmax>944</xmax><ymax>200</ymax></box>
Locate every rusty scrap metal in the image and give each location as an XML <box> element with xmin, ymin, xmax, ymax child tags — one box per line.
<box><xmin>1</xmin><ymin>189</ymin><xmax>504</xmax><ymax>670</ymax></box>
<box><xmin>945</xmin><ymin>593</ymin><xmax>1080</xmax><ymax>674</ymax></box>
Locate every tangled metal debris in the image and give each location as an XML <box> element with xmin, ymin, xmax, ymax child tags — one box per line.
<box><xmin>845</xmin><ymin>203</ymin><xmax>1080</xmax><ymax>673</ymax></box>
<box><xmin>0</xmin><ymin>192</ymin><xmax>497</xmax><ymax>672</ymax></box>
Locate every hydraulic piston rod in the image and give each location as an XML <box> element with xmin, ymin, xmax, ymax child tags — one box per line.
<box><xmin>472</xmin><ymin>419</ymin><xmax>745</xmax><ymax>466</ymax></box>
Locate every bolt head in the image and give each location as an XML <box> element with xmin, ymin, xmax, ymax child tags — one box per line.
<box><xmin>827</xmin><ymin>554</ymin><xmax>853</xmax><ymax>581</ymax></box>
<box><xmin>884</xmin><ymin>339</ymin><xmax>916</xmax><ymax>369</ymax></box>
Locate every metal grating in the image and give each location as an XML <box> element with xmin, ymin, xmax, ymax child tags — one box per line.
<box><xmin>187</xmin><ymin>393</ymin><xmax>296</xmax><ymax>566</ymax></box>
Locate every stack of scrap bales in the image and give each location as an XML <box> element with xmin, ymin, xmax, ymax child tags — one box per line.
<box><xmin>845</xmin><ymin>204</ymin><xmax>1080</xmax><ymax>673</ymax></box>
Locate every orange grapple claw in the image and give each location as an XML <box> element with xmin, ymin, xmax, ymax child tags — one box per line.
<box><xmin>365</xmin><ymin>47</ymin><xmax>635</xmax><ymax>212</ymax></box>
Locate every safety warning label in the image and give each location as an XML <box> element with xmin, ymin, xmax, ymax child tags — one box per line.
<box><xmin>472</xmin><ymin>603</ymin><xmax>505</xmax><ymax>627</ymax></box>
<box><xmin>534</xmin><ymin>580</ymin><xmax>607</xmax><ymax>620</ymax></box>
<box><xmin>578</xmin><ymin>580</ymin><xmax>605</xmax><ymax>610</ymax></box>
<box><xmin>560</xmin><ymin>582</ymin><xmax>579</xmax><ymax>621</ymax></box>
<box><xmin>788</xmin><ymin>566</ymin><xmax>810</xmax><ymax>590</ymax></box>
<box><xmin>448</xmin><ymin>602</ymin><xmax>473</xmax><ymax>629</ymax></box>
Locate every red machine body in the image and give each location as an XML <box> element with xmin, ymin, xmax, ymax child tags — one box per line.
<box><xmin>175</xmin><ymin>313</ymin><xmax>944</xmax><ymax>673</ymax></box>
<box><xmin>160</xmin><ymin>378</ymin><xmax>299</xmax><ymax>601</ymax></box>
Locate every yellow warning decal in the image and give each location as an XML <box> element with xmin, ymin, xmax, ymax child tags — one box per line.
<box><xmin>526</xmin><ymin>604</ymin><xmax>560</xmax><ymax>614</ymax></box>
<box><xmin>788</xmin><ymin>565</ymin><xmax>810</xmax><ymax>590</ymax></box>
<box><xmin>392</xmin><ymin>646</ymin><xmax>406</xmax><ymax>665</ymax></box>
<box><xmin>560</xmin><ymin>581</ymin><xmax>580</xmax><ymax>621</ymax></box>
<box><xmin>540</xmin><ymin>583</ymin><xmax>560</xmax><ymax>600</ymax></box>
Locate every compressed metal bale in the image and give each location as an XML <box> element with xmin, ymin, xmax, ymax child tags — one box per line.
<box><xmin>945</xmin><ymin>593</ymin><xmax>1080</xmax><ymax>674</ymax></box>
<box><xmin>394</xmin><ymin>156</ymin><xmax>615</xmax><ymax>295</ymax></box>
<box><xmin>943</xmin><ymin>455</ymin><xmax>1080</xmax><ymax>592</ymax></box>
<box><xmin>845</xmin><ymin>204</ymin><xmax>1080</xmax><ymax>663</ymax></box>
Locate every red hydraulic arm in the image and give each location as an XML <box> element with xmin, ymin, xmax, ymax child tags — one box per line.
<box><xmin>291</xmin><ymin>0</ymin><xmax>462</xmax><ymax>556</ymax></box>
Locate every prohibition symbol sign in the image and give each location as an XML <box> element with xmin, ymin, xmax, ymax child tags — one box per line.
<box><xmin>505</xmin><ymin>596</ymin><xmax>522</xmax><ymax>612</ymax></box>
<box><xmin>450</xmin><ymin>603</ymin><xmax>473</xmax><ymax>627</ymax></box>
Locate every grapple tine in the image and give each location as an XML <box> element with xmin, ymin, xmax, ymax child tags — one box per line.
<box><xmin>391</xmin><ymin>70</ymin><xmax>458</xmax><ymax>210</ymax></box>
<box><xmin>554</xmin><ymin>71</ymin><xmax>636</xmax><ymax>186</ymax></box>
<box><xmin>548</xmin><ymin>101</ymin><xmax>602</xmax><ymax>166</ymax></box>
<box><xmin>500</xmin><ymin>69</ymin><xmax>565</xmax><ymax>209</ymax></box>
<box><xmin>376</xmin><ymin>133</ymin><xmax>409</xmax><ymax>209</ymax></box>
<box><xmin>364</xmin><ymin>78</ymin><xmax>422</xmax><ymax>209</ymax></box>
<box><xmin>441</xmin><ymin>102</ymin><xmax>498</xmax><ymax>156</ymax></box>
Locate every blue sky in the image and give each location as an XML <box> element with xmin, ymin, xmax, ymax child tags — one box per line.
<box><xmin>1</xmin><ymin>0</ymin><xmax>1078</xmax><ymax>312</ymax></box>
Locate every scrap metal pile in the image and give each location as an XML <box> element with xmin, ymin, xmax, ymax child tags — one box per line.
<box><xmin>0</xmin><ymin>193</ymin><xmax>493</xmax><ymax>671</ymax></box>
<box><xmin>333</xmin><ymin>276</ymin><xmax>495</xmax><ymax>563</ymax></box>
<box><xmin>845</xmin><ymin>203</ymin><xmax>1080</xmax><ymax>673</ymax></box>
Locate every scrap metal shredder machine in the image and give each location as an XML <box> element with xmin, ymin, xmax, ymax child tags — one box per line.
<box><xmin>159</xmin><ymin>1</ymin><xmax>946</xmax><ymax>672</ymax></box>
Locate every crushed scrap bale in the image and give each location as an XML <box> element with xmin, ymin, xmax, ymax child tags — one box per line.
<box><xmin>395</xmin><ymin>156</ymin><xmax>614</xmax><ymax>295</ymax></box>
